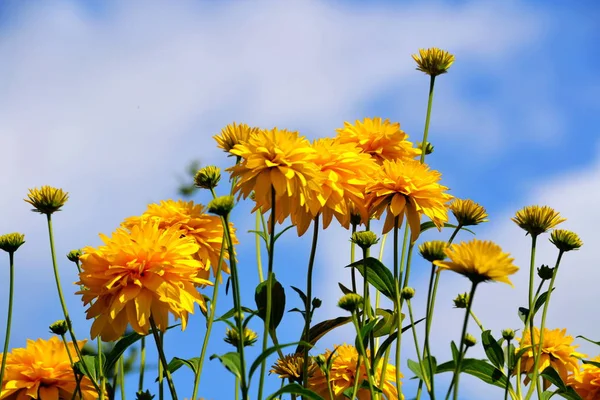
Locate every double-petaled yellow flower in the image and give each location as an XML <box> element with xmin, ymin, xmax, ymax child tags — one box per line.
<box><xmin>335</xmin><ymin>117</ymin><xmax>420</xmax><ymax>164</ymax></box>
<box><xmin>270</xmin><ymin>354</ymin><xmax>317</xmax><ymax>384</ymax></box>
<box><xmin>0</xmin><ymin>337</ymin><xmax>97</xmax><ymax>399</ymax></box>
<box><xmin>367</xmin><ymin>158</ymin><xmax>452</xmax><ymax>241</ymax></box>
<box><xmin>568</xmin><ymin>356</ymin><xmax>600</xmax><ymax>399</ymax></box>
<box><xmin>77</xmin><ymin>221</ymin><xmax>211</xmax><ymax>341</ymax></box>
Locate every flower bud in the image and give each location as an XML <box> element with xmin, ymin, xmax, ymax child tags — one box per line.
<box><xmin>502</xmin><ymin>329</ymin><xmax>515</xmax><ymax>341</ymax></box>
<box><xmin>417</xmin><ymin>141</ymin><xmax>434</xmax><ymax>155</ymax></box>
<box><xmin>463</xmin><ymin>333</ymin><xmax>477</xmax><ymax>347</ymax></box>
<box><xmin>49</xmin><ymin>320</ymin><xmax>68</xmax><ymax>336</ymax></box>
<box><xmin>351</xmin><ymin>231</ymin><xmax>379</xmax><ymax>251</ymax></box>
<box><xmin>25</xmin><ymin>186</ymin><xmax>69</xmax><ymax>215</ymax></box>
<box><xmin>66</xmin><ymin>249</ymin><xmax>82</xmax><ymax>263</ymax></box>
<box><xmin>337</xmin><ymin>293</ymin><xmax>363</xmax><ymax>313</ymax></box>
<box><xmin>194</xmin><ymin>166</ymin><xmax>221</xmax><ymax>190</ymax></box>
<box><xmin>401</xmin><ymin>287</ymin><xmax>415</xmax><ymax>300</ymax></box>
<box><xmin>208</xmin><ymin>195</ymin><xmax>235</xmax><ymax>217</ymax></box>
<box><xmin>537</xmin><ymin>265</ymin><xmax>555</xmax><ymax>281</ymax></box>
<box><xmin>135</xmin><ymin>390</ymin><xmax>156</xmax><ymax>400</ymax></box>
<box><xmin>224</xmin><ymin>327</ymin><xmax>258</xmax><ymax>348</ymax></box>
<box><xmin>549</xmin><ymin>229</ymin><xmax>583</xmax><ymax>252</ymax></box>
<box><xmin>412</xmin><ymin>48</ymin><xmax>455</xmax><ymax>76</ymax></box>
<box><xmin>418</xmin><ymin>240</ymin><xmax>447</xmax><ymax>262</ymax></box>
<box><xmin>453</xmin><ymin>293</ymin><xmax>469</xmax><ymax>309</ymax></box>
<box><xmin>449</xmin><ymin>199</ymin><xmax>488</xmax><ymax>227</ymax></box>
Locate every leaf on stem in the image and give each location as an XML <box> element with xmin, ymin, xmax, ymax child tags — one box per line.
<box><xmin>345</xmin><ymin>257</ymin><xmax>395</xmax><ymax>300</ymax></box>
<box><xmin>255</xmin><ymin>275</ymin><xmax>286</xmax><ymax>330</ymax></box>
<box><xmin>482</xmin><ymin>330</ymin><xmax>505</xmax><ymax>369</ymax></box>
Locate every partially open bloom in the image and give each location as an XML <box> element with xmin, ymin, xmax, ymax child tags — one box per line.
<box><xmin>194</xmin><ymin>166</ymin><xmax>221</xmax><ymax>190</ymax></box>
<box><xmin>434</xmin><ymin>239</ymin><xmax>519</xmax><ymax>286</ymax></box>
<box><xmin>0</xmin><ymin>233</ymin><xmax>25</xmax><ymax>254</ymax></box>
<box><xmin>122</xmin><ymin>200</ymin><xmax>236</xmax><ymax>281</ymax></box>
<box><xmin>512</xmin><ymin>205</ymin><xmax>565</xmax><ymax>236</ymax></box>
<box><xmin>0</xmin><ymin>337</ymin><xmax>97</xmax><ymax>399</ymax></box>
<box><xmin>367</xmin><ymin>158</ymin><xmax>452</xmax><ymax>241</ymax></box>
<box><xmin>228</xmin><ymin>128</ymin><xmax>325</xmax><ymax>235</ymax></box>
<box><xmin>335</xmin><ymin>117</ymin><xmax>420</xmax><ymax>164</ymax></box>
<box><xmin>449</xmin><ymin>199</ymin><xmax>488</xmax><ymax>226</ymax></box>
<box><xmin>412</xmin><ymin>48</ymin><xmax>455</xmax><ymax>76</ymax></box>
<box><xmin>419</xmin><ymin>240</ymin><xmax>448</xmax><ymax>262</ymax></box>
<box><xmin>224</xmin><ymin>327</ymin><xmax>258</xmax><ymax>348</ymax></box>
<box><xmin>550</xmin><ymin>229</ymin><xmax>583</xmax><ymax>252</ymax></box>
<box><xmin>517</xmin><ymin>327</ymin><xmax>586</xmax><ymax>386</ymax></box>
<box><xmin>77</xmin><ymin>221</ymin><xmax>211</xmax><ymax>341</ymax></box>
<box><xmin>568</xmin><ymin>356</ymin><xmax>600</xmax><ymax>399</ymax></box>
<box><xmin>270</xmin><ymin>353</ymin><xmax>317</xmax><ymax>384</ymax></box>
<box><xmin>309</xmin><ymin>344</ymin><xmax>400</xmax><ymax>399</ymax></box>
<box><xmin>213</xmin><ymin>122</ymin><xmax>258</xmax><ymax>154</ymax></box>
<box><xmin>24</xmin><ymin>186</ymin><xmax>68</xmax><ymax>215</ymax></box>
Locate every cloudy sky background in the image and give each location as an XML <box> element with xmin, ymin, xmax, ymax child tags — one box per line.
<box><xmin>1</xmin><ymin>0</ymin><xmax>599</xmax><ymax>399</ymax></box>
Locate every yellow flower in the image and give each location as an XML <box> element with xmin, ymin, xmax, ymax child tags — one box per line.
<box><xmin>434</xmin><ymin>239</ymin><xmax>519</xmax><ymax>286</ymax></box>
<box><xmin>0</xmin><ymin>233</ymin><xmax>25</xmax><ymax>254</ymax></box>
<box><xmin>224</xmin><ymin>327</ymin><xmax>259</xmax><ymax>348</ymax></box>
<box><xmin>449</xmin><ymin>199</ymin><xmax>488</xmax><ymax>226</ymax></box>
<box><xmin>213</xmin><ymin>122</ymin><xmax>258</xmax><ymax>154</ymax></box>
<box><xmin>0</xmin><ymin>337</ymin><xmax>97</xmax><ymax>399</ymax></box>
<box><xmin>367</xmin><ymin>159</ymin><xmax>452</xmax><ymax>241</ymax></box>
<box><xmin>412</xmin><ymin>48</ymin><xmax>455</xmax><ymax>76</ymax></box>
<box><xmin>122</xmin><ymin>200</ymin><xmax>236</xmax><ymax>281</ymax></box>
<box><xmin>77</xmin><ymin>221</ymin><xmax>211</xmax><ymax>341</ymax></box>
<box><xmin>418</xmin><ymin>240</ymin><xmax>448</xmax><ymax>262</ymax></box>
<box><xmin>309</xmin><ymin>344</ymin><xmax>400</xmax><ymax>400</ymax></box>
<box><xmin>512</xmin><ymin>205</ymin><xmax>566</xmax><ymax>236</ymax></box>
<box><xmin>270</xmin><ymin>354</ymin><xmax>317</xmax><ymax>384</ymax></box>
<box><xmin>24</xmin><ymin>186</ymin><xmax>69</xmax><ymax>215</ymax></box>
<box><xmin>228</xmin><ymin>128</ymin><xmax>325</xmax><ymax>236</ymax></box>
<box><xmin>550</xmin><ymin>229</ymin><xmax>583</xmax><ymax>252</ymax></box>
<box><xmin>568</xmin><ymin>356</ymin><xmax>600</xmax><ymax>399</ymax></box>
<box><xmin>517</xmin><ymin>327</ymin><xmax>586</xmax><ymax>386</ymax></box>
<box><xmin>335</xmin><ymin>117</ymin><xmax>420</xmax><ymax>164</ymax></box>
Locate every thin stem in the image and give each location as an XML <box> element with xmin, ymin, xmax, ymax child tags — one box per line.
<box><xmin>149</xmin><ymin>317</ymin><xmax>178</xmax><ymax>400</ymax></box>
<box><xmin>469</xmin><ymin>310</ymin><xmax>484</xmax><ymax>332</ymax></box>
<box><xmin>61</xmin><ymin>334</ymin><xmax>82</xmax><ymax>400</ymax></box>
<box><xmin>351</xmin><ymin>223</ymin><xmax>357</xmax><ymax>292</ymax></box>
<box><xmin>351</xmin><ymin>313</ymin><xmax>378</xmax><ymax>400</ymax></box>
<box><xmin>504</xmin><ymin>339</ymin><xmax>512</xmax><ymax>400</ymax></box>
<box><xmin>0</xmin><ymin>252</ymin><xmax>15</xmax><ymax>397</ymax></box>
<box><xmin>158</xmin><ymin>343</ymin><xmax>164</xmax><ymax>400</ymax></box>
<box><xmin>119</xmin><ymin>356</ymin><xmax>126</xmax><ymax>400</ymax></box>
<box><xmin>98</xmin><ymin>339</ymin><xmax>105</xmax><ymax>400</ymax></box>
<box><xmin>374</xmin><ymin>233</ymin><xmax>388</xmax><ymax>351</ymax></box>
<box><xmin>524</xmin><ymin>235</ymin><xmax>541</xmax><ymax>399</ymax></box>
<box><xmin>255</xmin><ymin>210</ymin><xmax>265</xmax><ymax>283</ymax></box>
<box><xmin>302</xmin><ymin>216</ymin><xmax>320</xmax><ymax>388</ymax></box>
<box><xmin>258</xmin><ymin>187</ymin><xmax>277</xmax><ymax>400</ymax></box>
<box><xmin>447</xmin><ymin>282</ymin><xmax>478</xmax><ymax>400</ymax></box>
<box><xmin>419</xmin><ymin>75</ymin><xmax>436</xmax><ymax>164</ymax></box>
<box><xmin>138</xmin><ymin>337</ymin><xmax>146</xmax><ymax>392</ymax></box>
<box><xmin>408</xmin><ymin>299</ymin><xmax>429</xmax><ymax>392</ymax></box>
<box><xmin>423</xmin><ymin>264</ymin><xmax>437</xmax><ymax>399</ymax></box>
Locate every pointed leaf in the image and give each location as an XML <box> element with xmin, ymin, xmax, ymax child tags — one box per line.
<box><xmin>482</xmin><ymin>330</ymin><xmax>505</xmax><ymax>369</ymax></box>
<box><xmin>518</xmin><ymin>307</ymin><xmax>529</xmax><ymax>323</ymax></box>
<box><xmin>338</xmin><ymin>282</ymin><xmax>353</xmax><ymax>295</ymax></box>
<box><xmin>273</xmin><ymin>224</ymin><xmax>296</xmax><ymax>242</ymax></box>
<box><xmin>451</xmin><ymin>341</ymin><xmax>459</xmax><ymax>362</ymax></box>
<box><xmin>266</xmin><ymin>383</ymin><xmax>323</xmax><ymax>400</ymax></box>
<box><xmin>355</xmin><ymin>318</ymin><xmax>379</xmax><ymax>350</ymax></box>
<box><xmin>345</xmin><ymin>257</ymin><xmax>395</xmax><ymax>300</ymax></box>
<box><xmin>372</xmin><ymin>308</ymin><xmax>397</xmax><ymax>337</ymax></box>
<box><xmin>290</xmin><ymin>286</ymin><xmax>308</xmax><ymax>305</ymax></box>
<box><xmin>407</xmin><ymin>359</ymin><xmax>425</xmax><ymax>381</ymax></box>
<box><xmin>577</xmin><ymin>335</ymin><xmax>600</xmax><ymax>347</ymax></box>
<box><xmin>295</xmin><ymin>317</ymin><xmax>352</xmax><ymax>353</ymax></box>
<box><xmin>209</xmin><ymin>352</ymin><xmax>242</xmax><ymax>379</ymax></box>
<box><xmin>435</xmin><ymin>359</ymin><xmax>509</xmax><ymax>389</ymax></box>
<box><xmin>374</xmin><ymin>318</ymin><xmax>424</xmax><ymax>363</ymax></box>
<box><xmin>534</xmin><ymin>289</ymin><xmax>554</xmax><ymax>314</ymax></box>
<box><xmin>582</xmin><ymin>359</ymin><xmax>600</xmax><ymax>368</ymax></box>
<box><xmin>255</xmin><ymin>275</ymin><xmax>286</xmax><ymax>329</ymax></box>
<box><xmin>420</xmin><ymin>221</ymin><xmax>475</xmax><ymax>235</ymax></box>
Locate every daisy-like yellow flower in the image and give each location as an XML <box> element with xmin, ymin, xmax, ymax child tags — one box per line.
<box><xmin>367</xmin><ymin>158</ymin><xmax>452</xmax><ymax>241</ymax></box>
<box><xmin>77</xmin><ymin>221</ymin><xmax>211</xmax><ymax>341</ymax></box>
<box><xmin>418</xmin><ymin>240</ymin><xmax>448</xmax><ymax>263</ymax></box>
<box><xmin>270</xmin><ymin>353</ymin><xmax>317</xmax><ymax>384</ymax></box>
<box><xmin>122</xmin><ymin>200</ymin><xmax>237</xmax><ymax>281</ymax></box>
<box><xmin>24</xmin><ymin>186</ymin><xmax>69</xmax><ymax>215</ymax></box>
<box><xmin>434</xmin><ymin>239</ymin><xmax>519</xmax><ymax>286</ymax></box>
<box><xmin>309</xmin><ymin>344</ymin><xmax>400</xmax><ymax>400</ymax></box>
<box><xmin>213</xmin><ymin>122</ymin><xmax>259</xmax><ymax>154</ymax></box>
<box><xmin>449</xmin><ymin>199</ymin><xmax>488</xmax><ymax>226</ymax></box>
<box><xmin>517</xmin><ymin>327</ymin><xmax>586</xmax><ymax>386</ymax></box>
<box><xmin>550</xmin><ymin>229</ymin><xmax>583</xmax><ymax>252</ymax></box>
<box><xmin>0</xmin><ymin>337</ymin><xmax>97</xmax><ymax>400</ymax></box>
<box><xmin>568</xmin><ymin>356</ymin><xmax>600</xmax><ymax>399</ymax></box>
<box><xmin>412</xmin><ymin>48</ymin><xmax>455</xmax><ymax>76</ymax></box>
<box><xmin>335</xmin><ymin>117</ymin><xmax>420</xmax><ymax>164</ymax></box>
<box><xmin>512</xmin><ymin>205</ymin><xmax>566</xmax><ymax>236</ymax></box>
<box><xmin>0</xmin><ymin>233</ymin><xmax>25</xmax><ymax>254</ymax></box>
<box><xmin>228</xmin><ymin>128</ymin><xmax>325</xmax><ymax>236</ymax></box>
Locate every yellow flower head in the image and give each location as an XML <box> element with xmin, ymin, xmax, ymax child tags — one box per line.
<box><xmin>419</xmin><ymin>240</ymin><xmax>448</xmax><ymax>262</ymax></box>
<box><xmin>434</xmin><ymin>239</ymin><xmax>519</xmax><ymax>286</ymax></box>
<box><xmin>122</xmin><ymin>200</ymin><xmax>237</xmax><ymax>281</ymax></box>
<box><xmin>77</xmin><ymin>221</ymin><xmax>212</xmax><ymax>341</ymax></box>
<box><xmin>412</xmin><ymin>47</ymin><xmax>455</xmax><ymax>76</ymax></box>
<box><xmin>0</xmin><ymin>233</ymin><xmax>25</xmax><ymax>254</ymax></box>
<box><xmin>228</xmin><ymin>128</ymin><xmax>325</xmax><ymax>236</ymax></box>
<box><xmin>213</xmin><ymin>122</ymin><xmax>259</xmax><ymax>154</ymax></box>
<box><xmin>367</xmin><ymin>159</ymin><xmax>452</xmax><ymax>241</ymax></box>
<box><xmin>517</xmin><ymin>327</ymin><xmax>586</xmax><ymax>386</ymax></box>
<box><xmin>512</xmin><ymin>205</ymin><xmax>566</xmax><ymax>236</ymax></box>
<box><xmin>309</xmin><ymin>344</ymin><xmax>400</xmax><ymax>400</ymax></box>
<box><xmin>270</xmin><ymin>353</ymin><xmax>317</xmax><ymax>383</ymax></box>
<box><xmin>194</xmin><ymin>166</ymin><xmax>221</xmax><ymax>190</ymax></box>
<box><xmin>24</xmin><ymin>186</ymin><xmax>69</xmax><ymax>215</ymax></box>
<box><xmin>224</xmin><ymin>327</ymin><xmax>259</xmax><ymax>348</ymax></box>
<box><xmin>449</xmin><ymin>199</ymin><xmax>488</xmax><ymax>226</ymax></box>
<box><xmin>550</xmin><ymin>229</ymin><xmax>583</xmax><ymax>252</ymax></box>
<box><xmin>568</xmin><ymin>355</ymin><xmax>600</xmax><ymax>400</ymax></box>
<box><xmin>0</xmin><ymin>337</ymin><xmax>97</xmax><ymax>399</ymax></box>
<box><xmin>335</xmin><ymin>117</ymin><xmax>420</xmax><ymax>164</ymax></box>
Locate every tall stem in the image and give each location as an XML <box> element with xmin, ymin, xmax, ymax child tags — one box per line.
<box><xmin>351</xmin><ymin>223</ymin><xmax>357</xmax><ymax>292</ymax></box>
<box><xmin>422</xmin><ymin>263</ymin><xmax>437</xmax><ymax>399</ymax></box>
<box><xmin>0</xmin><ymin>252</ymin><xmax>15</xmax><ymax>397</ymax></box>
<box><xmin>407</xmin><ymin>299</ymin><xmax>429</xmax><ymax>392</ymax></box>
<box><xmin>351</xmin><ymin>313</ymin><xmax>378</xmax><ymax>400</ymax></box>
<box><xmin>118</xmin><ymin>356</ymin><xmax>126</xmax><ymax>400</ymax></box>
<box><xmin>149</xmin><ymin>317</ymin><xmax>178</xmax><ymax>400</ymax></box>
<box><xmin>256</xmin><ymin>210</ymin><xmax>265</xmax><ymax>283</ymax></box>
<box><xmin>523</xmin><ymin>235</ymin><xmax>540</xmax><ymax>399</ymax></box>
<box><xmin>419</xmin><ymin>75</ymin><xmax>436</xmax><ymax>164</ymax></box>
<box><xmin>302</xmin><ymin>217</ymin><xmax>320</xmax><ymax>388</ymax></box>
<box><xmin>138</xmin><ymin>337</ymin><xmax>146</xmax><ymax>392</ymax></box>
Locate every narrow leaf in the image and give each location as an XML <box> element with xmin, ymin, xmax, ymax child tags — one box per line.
<box><xmin>295</xmin><ymin>317</ymin><xmax>351</xmax><ymax>353</ymax></box>
<box><xmin>374</xmin><ymin>318</ymin><xmax>424</xmax><ymax>363</ymax></box>
<box><xmin>420</xmin><ymin>221</ymin><xmax>475</xmax><ymax>235</ymax></box>
<box><xmin>577</xmin><ymin>335</ymin><xmax>600</xmax><ymax>347</ymax></box>
<box><xmin>338</xmin><ymin>282</ymin><xmax>353</xmax><ymax>295</ymax></box>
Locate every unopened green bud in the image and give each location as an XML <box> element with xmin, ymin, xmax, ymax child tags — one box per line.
<box><xmin>351</xmin><ymin>231</ymin><xmax>379</xmax><ymax>251</ymax></box>
<box><xmin>453</xmin><ymin>293</ymin><xmax>469</xmax><ymax>309</ymax></box>
<box><xmin>337</xmin><ymin>293</ymin><xmax>363</xmax><ymax>313</ymax></box>
<box><xmin>135</xmin><ymin>390</ymin><xmax>155</xmax><ymax>400</ymax></box>
<box><xmin>463</xmin><ymin>333</ymin><xmax>477</xmax><ymax>347</ymax></box>
<box><xmin>401</xmin><ymin>287</ymin><xmax>415</xmax><ymax>300</ymax></box>
<box><xmin>208</xmin><ymin>195</ymin><xmax>235</xmax><ymax>217</ymax></box>
<box><xmin>194</xmin><ymin>166</ymin><xmax>221</xmax><ymax>190</ymax></box>
<box><xmin>417</xmin><ymin>141</ymin><xmax>434</xmax><ymax>155</ymax></box>
<box><xmin>67</xmin><ymin>249</ymin><xmax>82</xmax><ymax>263</ymax></box>
<box><xmin>224</xmin><ymin>327</ymin><xmax>258</xmax><ymax>348</ymax></box>
<box><xmin>0</xmin><ymin>233</ymin><xmax>25</xmax><ymax>254</ymax></box>
<box><xmin>49</xmin><ymin>320</ymin><xmax>68</xmax><ymax>336</ymax></box>
<box><xmin>537</xmin><ymin>265</ymin><xmax>555</xmax><ymax>280</ymax></box>
<box><xmin>418</xmin><ymin>240</ymin><xmax>447</xmax><ymax>262</ymax></box>
<box><xmin>502</xmin><ymin>329</ymin><xmax>515</xmax><ymax>341</ymax></box>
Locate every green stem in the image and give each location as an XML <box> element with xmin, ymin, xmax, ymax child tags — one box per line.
<box><xmin>504</xmin><ymin>339</ymin><xmax>512</xmax><ymax>400</ymax></box>
<box><xmin>46</xmin><ymin>215</ymin><xmax>101</xmax><ymax>393</ymax></box>
<box><xmin>98</xmin><ymin>339</ymin><xmax>105</xmax><ymax>400</ymax></box>
<box><xmin>374</xmin><ymin>233</ymin><xmax>388</xmax><ymax>351</ymax></box>
<box><xmin>302</xmin><ymin>216</ymin><xmax>320</xmax><ymax>388</ymax></box>
<box><xmin>138</xmin><ymin>337</ymin><xmax>146</xmax><ymax>392</ymax></box>
<box><xmin>256</xmin><ymin>210</ymin><xmax>265</xmax><ymax>283</ymax></box>
<box><xmin>470</xmin><ymin>310</ymin><xmax>484</xmax><ymax>332</ymax></box>
<box><xmin>351</xmin><ymin>313</ymin><xmax>378</xmax><ymax>400</ymax></box>
<box><xmin>447</xmin><ymin>282</ymin><xmax>478</xmax><ymax>400</ymax></box>
<box><xmin>119</xmin><ymin>356</ymin><xmax>126</xmax><ymax>400</ymax></box>
<box><xmin>258</xmin><ymin>187</ymin><xmax>277</xmax><ymax>400</ymax></box>
<box><xmin>523</xmin><ymin>235</ymin><xmax>541</xmax><ymax>399</ymax></box>
<box><xmin>408</xmin><ymin>299</ymin><xmax>429</xmax><ymax>392</ymax></box>
<box><xmin>61</xmin><ymin>333</ymin><xmax>82</xmax><ymax>399</ymax></box>
<box><xmin>419</xmin><ymin>75</ymin><xmax>436</xmax><ymax>164</ymax></box>
<box><xmin>149</xmin><ymin>317</ymin><xmax>178</xmax><ymax>400</ymax></box>
<box><xmin>158</xmin><ymin>342</ymin><xmax>164</xmax><ymax>400</ymax></box>
<box><xmin>0</xmin><ymin>252</ymin><xmax>15</xmax><ymax>397</ymax></box>
<box><xmin>351</xmin><ymin>223</ymin><xmax>357</xmax><ymax>292</ymax></box>
<box><xmin>422</xmin><ymin>264</ymin><xmax>437</xmax><ymax>399</ymax></box>
<box><xmin>401</xmin><ymin>243</ymin><xmax>415</xmax><ymax>297</ymax></box>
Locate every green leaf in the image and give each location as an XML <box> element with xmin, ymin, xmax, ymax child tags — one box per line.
<box><xmin>155</xmin><ymin>357</ymin><xmax>200</xmax><ymax>381</ymax></box>
<box><xmin>435</xmin><ymin>359</ymin><xmax>508</xmax><ymax>389</ymax></box>
<box><xmin>290</xmin><ymin>285</ymin><xmax>308</xmax><ymax>305</ymax></box>
<box><xmin>209</xmin><ymin>352</ymin><xmax>242</xmax><ymax>379</ymax></box>
<box><xmin>450</xmin><ymin>341</ymin><xmax>459</xmax><ymax>362</ymax></box>
<box><xmin>355</xmin><ymin>319</ymin><xmax>379</xmax><ymax>351</ymax></box>
<box><xmin>534</xmin><ymin>289</ymin><xmax>554</xmax><ymax>314</ymax></box>
<box><xmin>266</xmin><ymin>383</ymin><xmax>323</xmax><ymax>400</ymax></box>
<box><xmin>518</xmin><ymin>307</ymin><xmax>529</xmax><ymax>323</ymax></box>
<box><xmin>582</xmin><ymin>359</ymin><xmax>600</xmax><ymax>368</ymax></box>
<box><xmin>273</xmin><ymin>224</ymin><xmax>296</xmax><ymax>243</ymax></box>
<box><xmin>338</xmin><ymin>282</ymin><xmax>353</xmax><ymax>295</ymax></box>
<box><xmin>372</xmin><ymin>308</ymin><xmax>397</xmax><ymax>337</ymax></box>
<box><xmin>420</xmin><ymin>221</ymin><xmax>475</xmax><ymax>235</ymax></box>
<box><xmin>577</xmin><ymin>335</ymin><xmax>600</xmax><ymax>347</ymax></box>
<box><xmin>407</xmin><ymin>359</ymin><xmax>425</xmax><ymax>381</ymax></box>
<box><xmin>539</xmin><ymin>366</ymin><xmax>584</xmax><ymax>400</ymax></box>
<box><xmin>216</xmin><ymin>306</ymin><xmax>256</xmax><ymax>322</ymax></box>
<box><xmin>342</xmin><ymin>380</ymin><xmax>383</xmax><ymax>398</ymax></box>
<box><xmin>248</xmin><ymin>341</ymin><xmax>308</xmax><ymax>381</ymax></box>
<box><xmin>506</xmin><ymin>342</ymin><xmax>517</xmax><ymax>370</ymax></box>
<box><xmin>75</xmin><ymin>355</ymin><xmax>100</xmax><ymax>382</ymax></box>
<box><xmin>255</xmin><ymin>274</ymin><xmax>286</xmax><ymax>330</ymax></box>
<box><xmin>345</xmin><ymin>257</ymin><xmax>395</xmax><ymax>300</ymax></box>
<box><xmin>482</xmin><ymin>330</ymin><xmax>505</xmax><ymax>369</ymax></box>
<box><xmin>374</xmin><ymin>318</ymin><xmax>424</xmax><ymax>363</ymax></box>
<box><xmin>295</xmin><ymin>316</ymin><xmax>352</xmax><ymax>353</ymax></box>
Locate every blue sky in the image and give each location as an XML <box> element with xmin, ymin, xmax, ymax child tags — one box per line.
<box><xmin>1</xmin><ymin>1</ymin><xmax>600</xmax><ymax>399</ymax></box>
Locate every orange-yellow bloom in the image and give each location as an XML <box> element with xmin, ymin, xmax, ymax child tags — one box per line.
<box><xmin>0</xmin><ymin>337</ymin><xmax>97</xmax><ymax>400</ymax></box>
<box><xmin>367</xmin><ymin>158</ymin><xmax>452</xmax><ymax>241</ymax></box>
<box><xmin>517</xmin><ymin>328</ymin><xmax>586</xmax><ymax>386</ymax></box>
<box><xmin>122</xmin><ymin>200</ymin><xmax>236</xmax><ymax>281</ymax></box>
<box><xmin>335</xmin><ymin>117</ymin><xmax>420</xmax><ymax>164</ymax></box>
<box><xmin>434</xmin><ymin>239</ymin><xmax>519</xmax><ymax>286</ymax></box>
<box><xmin>568</xmin><ymin>356</ymin><xmax>600</xmax><ymax>399</ymax></box>
<box><xmin>228</xmin><ymin>128</ymin><xmax>325</xmax><ymax>235</ymax></box>
<box><xmin>309</xmin><ymin>344</ymin><xmax>400</xmax><ymax>400</ymax></box>
<box><xmin>213</xmin><ymin>122</ymin><xmax>258</xmax><ymax>154</ymax></box>
<box><xmin>77</xmin><ymin>221</ymin><xmax>211</xmax><ymax>341</ymax></box>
